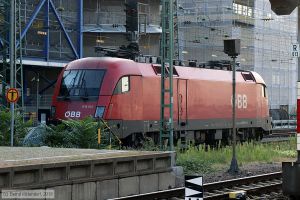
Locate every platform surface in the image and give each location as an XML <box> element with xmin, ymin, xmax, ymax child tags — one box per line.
<box><xmin>0</xmin><ymin>146</ymin><xmax>169</xmax><ymax>168</ymax></box>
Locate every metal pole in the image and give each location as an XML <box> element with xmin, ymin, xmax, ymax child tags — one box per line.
<box><xmin>36</xmin><ymin>72</ymin><xmax>39</xmax><ymax>124</ymax></box>
<box><xmin>10</xmin><ymin>0</ymin><xmax>15</xmax><ymax>147</ymax></box>
<box><xmin>77</xmin><ymin>0</ymin><xmax>83</xmax><ymax>58</ymax></box>
<box><xmin>18</xmin><ymin>1</ymin><xmax>24</xmax><ymax>121</ymax></box>
<box><xmin>160</xmin><ymin>0</ymin><xmax>174</xmax><ymax>151</ymax></box>
<box><xmin>168</xmin><ymin>0</ymin><xmax>174</xmax><ymax>152</ymax></box>
<box><xmin>229</xmin><ymin>56</ymin><xmax>239</xmax><ymax>173</ymax></box>
<box><xmin>297</xmin><ymin>6</ymin><xmax>300</xmax><ymax>163</ymax></box>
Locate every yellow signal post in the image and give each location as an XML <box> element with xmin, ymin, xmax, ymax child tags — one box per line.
<box><xmin>98</xmin><ymin>128</ymin><xmax>101</xmax><ymax>145</ymax></box>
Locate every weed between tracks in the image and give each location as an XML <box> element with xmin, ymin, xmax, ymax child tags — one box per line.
<box><xmin>176</xmin><ymin>138</ymin><xmax>297</xmax><ymax>175</ymax></box>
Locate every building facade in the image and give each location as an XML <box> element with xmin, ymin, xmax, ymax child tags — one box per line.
<box><xmin>178</xmin><ymin>0</ymin><xmax>298</xmax><ymax>116</ymax></box>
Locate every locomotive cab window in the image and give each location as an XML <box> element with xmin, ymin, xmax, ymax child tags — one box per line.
<box><xmin>114</xmin><ymin>76</ymin><xmax>130</xmax><ymax>94</ymax></box>
<box><xmin>58</xmin><ymin>69</ymin><xmax>105</xmax><ymax>99</ymax></box>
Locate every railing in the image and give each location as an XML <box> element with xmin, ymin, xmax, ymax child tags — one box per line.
<box><xmin>84</xmin><ymin>11</ymin><xmax>126</xmax><ymax>25</ymax></box>
<box><xmin>23</xmin><ymin>95</ymin><xmax>53</xmax><ymax>126</ymax></box>
<box><xmin>24</xmin><ymin>94</ymin><xmax>52</xmax><ymax>108</ymax></box>
<box><xmin>272</xmin><ymin>120</ymin><xmax>296</xmax><ymax>131</ymax></box>
<box><xmin>83</xmin><ymin>10</ymin><xmax>161</xmax><ymax>27</ymax></box>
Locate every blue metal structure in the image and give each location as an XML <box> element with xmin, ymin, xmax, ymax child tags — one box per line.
<box><xmin>0</xmin><ymin>38</ymin><xmax>3</xmax><ymax>48</ymax></box>
<box><xmin>20</xmin><ymin>0</ymin><xmax>83</xmax><ymax>61</ymax></box>
<box><xmin>78</xmin><ymin>0</ymin><xmax>83</xmax><ymax>58</ymax></box>
<box><xmin>0</xmin><ymin>0</ymin><xmax>83</xmax><ymax>122</ymax></box>
<box><xmin>0</xmin><ymin>0</ymin><xmax>10</xmax><ymax>83</ymax></box>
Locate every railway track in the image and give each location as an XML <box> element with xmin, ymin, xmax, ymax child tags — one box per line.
<box><xmin>202</xmin><ymin>172</ymin><xmax>282</xmax><ymax>199</ymax></box>
<box><xmin>110</xmin><ymin>172</ymin><xmax>282</xmax><ymax>200</ymax></box>
<box><xmin>261</xmin><ymin>131</ymin><xmax>295</xmax><ymax>143</ymax></box>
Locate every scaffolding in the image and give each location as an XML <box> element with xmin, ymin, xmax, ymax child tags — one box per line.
<box><xmin>0</xmin><ymin>1</ymin><xmax>9</xmax><ymax>86</ymax></box>
<box><xmin>19</xmin><ymin>0</ymin><xmax>82</xmax><ymax>61</ymax></box>
<box><xmin>176</xmin><ymin>0</ymin><xmax>297</xmax><ymax>113</ymax></box>
<box><xmin>0</xmin><ymin>0</ymin><xmax>24</xmax><ymax>110</ymax></box>
<box><xmin>174</xmin><ymin>0</ymin><xmax>183</xmax><ymax>62</ymax></box>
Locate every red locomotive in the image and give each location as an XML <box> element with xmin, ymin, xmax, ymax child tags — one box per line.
<box><xmin>51</xmin><ymin>57</ymin><xmax>271</xmax><ymax>145</ymax></box>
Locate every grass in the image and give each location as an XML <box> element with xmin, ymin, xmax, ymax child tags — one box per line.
<box><xmin>176</xmin><ymin>137</ymin><xmax>297</xmax><ymax>175</ymax></box>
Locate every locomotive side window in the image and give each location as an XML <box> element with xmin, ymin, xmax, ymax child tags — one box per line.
<box><xmin>114</xmin><ymin>76</ymin><xmax>130</xmax><ymax>94</ymax></box>
<box><xmin>121</xmin><ymin>77</ymin><xmax>129</xmax><ymax>92</ymax></box>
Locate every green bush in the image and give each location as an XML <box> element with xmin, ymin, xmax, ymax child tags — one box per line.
<box><xmin>62</xmin><ymin>118</ymin><xmax>99</xmax><ymax>148</ymax></box>
<box><xmin>0</xmin><ymin>108</ymin><xmax>32</xmax><ymax>146</ymax></box>
<box><xmin>43</xmin><ymin>123</ymin><xmax>68</xmax><ymax>147</ymax></box>
<box><xmin>42</xmin><ymin>117</ymin><xmax>120</xmax><ymax>149</ymax></box>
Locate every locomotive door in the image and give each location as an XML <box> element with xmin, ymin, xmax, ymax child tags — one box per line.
<box><xmin>177</xmin><ymin>79</ymin><xmax>188</xmax><ymax>125</ymax></box>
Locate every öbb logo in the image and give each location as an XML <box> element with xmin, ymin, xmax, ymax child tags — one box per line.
<box><xmin>231</xmin><ymin>94</ymin><xmax>247</xmax><ymax>109</ymax></box>
<box><xmin>65</xmin><ymin>111</ymin><xmax>81</xmax><ymax>118</ymax></box>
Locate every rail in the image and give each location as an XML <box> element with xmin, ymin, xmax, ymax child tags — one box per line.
<box><xmin>109</xmin><ymin>172</ymin><xmax>282</xmax><ymax>200</ymax></box>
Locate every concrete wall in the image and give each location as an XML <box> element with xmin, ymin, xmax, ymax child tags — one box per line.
<box><xmin>0</xmin><ymin>152</ymin><xmax>179</xmax><ymax>199</ymax></box>
<box><xmin>0</xmin><ymin>171</ymin><xmax>178</xmax><ymax>200</ymax></box>
<box><xmin>45</xmin><ymin>171</ymin><xmax>176</xmax><ymax>200</ymax></box>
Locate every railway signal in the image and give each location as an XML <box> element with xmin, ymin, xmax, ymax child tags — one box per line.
<box><xmin>185</xmin><ymin>176</ymin><xmax>203</xmax><ymax>200</ymax></box>
<box><xmin>269</xmin><ymin>0</ymin><xmax>298</xmax><ymax>15</ymax></box>
<box><xmin>125</xmin><ymin>0</ymin><xmax>138</xmax><ymax>33</ymax></box>
<box><xmin>224</xmin><ymin>39</ymin><xmax>241</xmax><ymax>174</ymax></box>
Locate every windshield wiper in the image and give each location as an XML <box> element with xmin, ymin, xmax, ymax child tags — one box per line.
<box><xmin>65</xmin><ymin>70</ymin><xmax>80</xmax><ymax>97</ymax></box>
<box><xmin>80</xmin><ymin>77</ymin><xmax>89</xmax><ymax>101</ymax></box>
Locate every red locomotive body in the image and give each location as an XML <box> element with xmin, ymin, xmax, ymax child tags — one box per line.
<box><xmin>51</xmin><ymin>57</ymin><xmax>271</xmax><ymax>144</ymax></box>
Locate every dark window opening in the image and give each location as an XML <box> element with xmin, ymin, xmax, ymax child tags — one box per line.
<box><xmin>58</xmin><ymin>69</ymin><xmax>105</xmax><ymax>98</ymax></box>
<box><xmin>262</xmin><ymin>85</ymin><xmax>267</xmax><ymax>98</ymax></box>
<box><xmin>152</xmin><ymin>65</ymin><xmax>179</xmax><ymax>76</ymax></box>
<box><xmin>241</xmin><ymin>72</ymin><xmax>255</xmax><ymax>81</ymax></box>
<box><xmin>264</xmin><ymin>86</ymin><xmax>267</xmax><ymax>98</ymax></box>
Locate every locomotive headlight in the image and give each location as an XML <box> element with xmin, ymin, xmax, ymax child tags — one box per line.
<box><xmin>51</xmin><ymin>106</ymin><xmax>56</xmax><ymax>118</ymax></box>
<box><xmin>95</xmin><ymin>106</ymin><xmax>105</xmax><ymax>118</ymax></box>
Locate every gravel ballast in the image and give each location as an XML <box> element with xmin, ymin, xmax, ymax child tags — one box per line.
<box><xmin>203</xmin><ymin>162</ymin><xmax>282</xmax><ymax>183</ymax></box>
